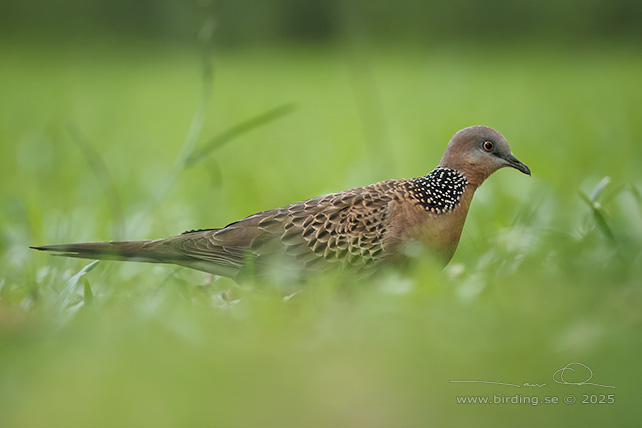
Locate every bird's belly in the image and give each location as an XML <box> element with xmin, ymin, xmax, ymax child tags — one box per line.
<box><xmin>390</xmin><ymin>203</ymin><xmax>470</xmax><ymax>265</ymax></box>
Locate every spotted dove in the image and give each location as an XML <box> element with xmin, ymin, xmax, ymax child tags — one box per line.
<box><xmin>31</xmin><ymin>126</ymin><xmax>530</xmax><ymax>280</ymax></box>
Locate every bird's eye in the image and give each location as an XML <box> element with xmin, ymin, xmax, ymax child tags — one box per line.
<box><xmin>482</xmin><ymin>141</ymin><xmax>494</xmax><ymax>152</ymax></box>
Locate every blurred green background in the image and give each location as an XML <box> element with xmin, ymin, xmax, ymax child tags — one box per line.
<box><xmin>1</xmin><ymin>1</ymin><xmax>641</xmax><ymax>427</ymax></box>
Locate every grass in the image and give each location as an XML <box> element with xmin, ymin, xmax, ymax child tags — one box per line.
<box><xmin>1</xmin><ymin>38</ymin><xmax>641</xmax><ymax>427</ymax></box>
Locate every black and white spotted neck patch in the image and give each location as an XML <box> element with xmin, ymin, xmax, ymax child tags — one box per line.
<box><xmin>406</xmin><ymin>166</ymin><xmax>467</xmax><ymax>214</ymax></box>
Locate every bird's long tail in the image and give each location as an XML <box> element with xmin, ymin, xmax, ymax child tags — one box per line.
<box><xmin>30</xmin><ymin>239</ymin><xmax>179</xmax><ymax>264</ymax></box>
<box><xmin>30</xmin><ymin>233</ymin><xmax>242</xmax><ymax>277</ymax></box>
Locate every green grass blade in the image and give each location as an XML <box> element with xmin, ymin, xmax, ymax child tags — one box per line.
<box><xmin>590</xmin><ymin>176</ymin><xmax>611</xmax><ymax>202</ymax></box>
<box><xmin>68</xmin><ymin>126</ymin><xmax>125</xmax><ymax>240</ymax></box>
<box><xmin>185</xmin><ymin>103</ymin><xmax>297</xmax><ymax>166</ymax></box>
<box><xmin>83</xmin><ymin>277</ymin><xmax>93</xmax><ymax>306</ymax></box>
<box><xmin>56</xmin><ymin>260</ymin><xmax>100</xmax><ymax>313</ymax></box>
<box><xmin>579</xmin><ymin>191</ymin><xmax>615</xmax><ymax>243</ymax></box>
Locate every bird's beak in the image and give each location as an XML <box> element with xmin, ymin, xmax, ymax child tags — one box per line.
<box><xmin>504</xmin><ymin>154</ymin><xmax>531</xmax><ymax>176</ymax></box>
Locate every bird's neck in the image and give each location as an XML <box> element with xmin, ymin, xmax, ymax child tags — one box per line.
<box><xmin>438</xmin><ymin>161</ymin><xmax>491</xmax><ymax>190</ymax></box>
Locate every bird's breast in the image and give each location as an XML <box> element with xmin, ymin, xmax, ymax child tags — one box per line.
<box><xmin>384</xmin><ymin>187</ymin><xmax>476</xmax><ymax>264</ymax></box>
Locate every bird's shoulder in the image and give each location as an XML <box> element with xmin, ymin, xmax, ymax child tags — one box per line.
<box><xmin>271</xmin><ymin>177</ymin><xmax>414</xmax><ymax>229</ymax></box>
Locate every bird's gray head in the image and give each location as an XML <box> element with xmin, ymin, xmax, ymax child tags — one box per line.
<box><xmin>439</xmin><ymin>126</ymin><xmax>530</xmax><ymax>186</ymax></box>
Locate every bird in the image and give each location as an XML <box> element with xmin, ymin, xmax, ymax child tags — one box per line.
<box><xmin>31</xmin><ymin>126</ymin><xmax>530</xmax><ymax>281</ymax></box>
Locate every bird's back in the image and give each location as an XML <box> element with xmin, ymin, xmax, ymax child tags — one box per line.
<box><xmin>194</xmin><ymin>178</ymin><xmax>405</xmax><ymax>278</ymax></box>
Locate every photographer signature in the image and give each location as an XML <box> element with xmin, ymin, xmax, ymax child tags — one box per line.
<box><xmin>450</xmin><ymin>362</ymin><xmax>615</xmax><ymax>388</ymax></box>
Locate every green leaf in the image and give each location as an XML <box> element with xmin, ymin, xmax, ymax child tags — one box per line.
<box><xmin>56</xmin><ymin>260</ymin><xmax>99</xmax><ymax>312</ymax></box>
<box><xmin>83</xmin><ymin>277</ymin><xmax>93</xmax><ymax>306</ymax></box>
<box><xmin>590</xmin><ymin>176</ymin><xmax>611</xmax><ymax>202</ymax></box>
<box><xmin>578</xmin><ymin>191</ymin><xmax>615</xmax><ymax>243</ymax></box>
<box><xmin>185</xmin><ymin>103</ymin><xmax>297</xmax><ymax>166</ymax></box>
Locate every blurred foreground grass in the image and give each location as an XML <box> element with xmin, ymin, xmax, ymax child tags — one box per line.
<box><xmin>1</xmin><ymin>40</ymin><xmax>641</xmax><ymax>427</ymax></box>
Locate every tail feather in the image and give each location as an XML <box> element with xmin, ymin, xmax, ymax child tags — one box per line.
<box><xmin>30</xmin><ymin>240</ymin><xmax>181</xmax><ymax>263</ymax></box>
<box><xmin>30</xmin><ymin>237</ymin><xmax>242</xmax><ymax>277</ymax></box>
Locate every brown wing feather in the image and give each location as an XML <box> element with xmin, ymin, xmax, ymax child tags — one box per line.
<box><xmin>198</xmin><ymin>179</ymin><xmax>406</xmax><ymax>275</ymax></box>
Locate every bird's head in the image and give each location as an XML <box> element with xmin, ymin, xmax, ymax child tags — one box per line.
<box><xmin>439</xmin><ymin>126</ymin><xmax>531</xmax><ymax>186</ymax></box>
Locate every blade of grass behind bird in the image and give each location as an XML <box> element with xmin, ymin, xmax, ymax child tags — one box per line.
<box><xmin>145</xmin><ymin>17</ymin><xmax>294</xmax><ymax>211</ymax></box>
<box><xmin>149</xmin><ymin>31</ymin><xmax>216</xmax><ymax>209</ymax></box>
<box><xmin>184</xmin><ymin>103</ymin><xmax>297</xmax><ymax>166</ymax></box>
<box><xmin>68</xmin><ymin>126</ymin><xmax>125</xmax><ymax>240</ymax></box>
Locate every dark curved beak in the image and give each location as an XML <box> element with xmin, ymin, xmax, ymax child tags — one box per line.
<box><xmin>504</xmin><ymin>153</ymin><xmax>531</xmax><ymax>176</ymax></box>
